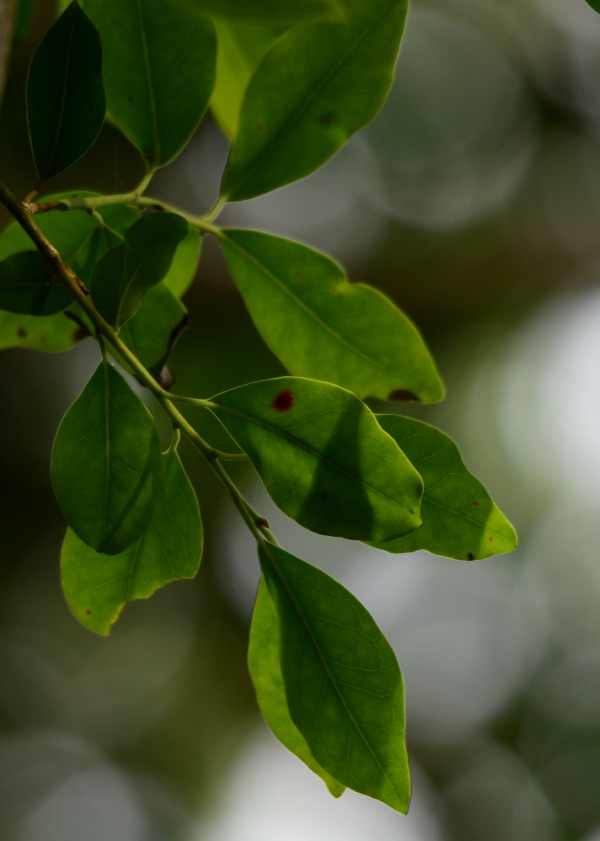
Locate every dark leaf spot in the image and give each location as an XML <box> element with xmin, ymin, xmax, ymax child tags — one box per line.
<box><xmin>467</xmin><ymin>552</ymin><xmax>475</xmax><ymax>560</ymax></box>
<box><xmin>472</xmin><ymin>500</ymin><xmax>480</xmax><ymax>507</ymax></box>
<box><xmin>388</xmin><ymin>390</ymin><xmax>420</xmax><ymax>402</ymax></box>
<box><xmin>272</xmin><ymin>389</ymin><xmax>294</xmax><ymax>412</ymax></box>
<box><xmin>85</xmin><ymin>608</ymin><xmax>92</xmax><ymax>615</ymax></box>
<box><xmin>17</xmin><ymin>327</ymin><xmax>27</xmax><ymax>338</ymax></box>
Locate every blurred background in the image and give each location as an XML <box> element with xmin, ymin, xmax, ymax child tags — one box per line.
<box><xmin>1</xmin><ymin>0</ymin><xmax>600</xmax><ymax>838</ymax></box>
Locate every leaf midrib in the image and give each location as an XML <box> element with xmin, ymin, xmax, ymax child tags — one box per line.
<box><xmin>46</xmin><ymin>7</ymin><xmax>78</xmax><ymax>175</ymax></box>
<box><xmin>135</xmin><ymin>0</ymin><xmax>161</xmax><ymax>165</ymax></box>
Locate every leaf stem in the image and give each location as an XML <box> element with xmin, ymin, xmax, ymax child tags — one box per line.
<box><xmin>29</xmin><ymin>189</ymin><xmax>223</xmax><ymax>236</ymax></box>
<box><xmin>0</xmin><ymin>179</ymin><xmax>269</xmax><ymax>545</ymax></box>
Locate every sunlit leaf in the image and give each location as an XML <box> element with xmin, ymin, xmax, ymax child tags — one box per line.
<box><xmin>61</xmin><ymin>437</ymin><xmax>203</xmax><ymax>635</ymax></box>
<box><xmin>83</xmin><ymin>0</ymin><xmax>217</xmax><ymax>168</ymax></box>
<box><xmin>374</xmin><ymin>415</ymin><xmax>518</xmax><ymax>560</ymax></box>
<box><xmin>209</xmin><ymin>377</ymin><xmax>423</xmax><ymax>542</ymax></box>
<box><xmin>162</xmin><ymin>226</ymin><xmax>202</xmax><ymax>299</ymax></box>
<box><xmin>249</xmin><ymin>578</ymin><xmax>345</xmax><ymax>798</ymax></box>
<box><xmin>259</xmin><ymin>542</ymin><xmax>410</xmax><ymax>812</ymax></box>
<box><xmin>27</xmin><ymin>1</ymin><xmax>105</xmax><ymax>179</ymax></box>
<box><xmin>220</xmin><ymin>229</ymin><xmax>444</xmax><ymax>402</ymax></box>
<box><xmin>221</xmin><ymin>0</ymin><xmax>408</xmax><ymax>200</ymax></box>
<box><xmin>51</xmin><ymin>361</ymin><xmax>159</xmax><ymax>554</ymax></box>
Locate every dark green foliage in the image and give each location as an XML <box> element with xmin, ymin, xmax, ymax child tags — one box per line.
<box><xmin>0</xmin><ymin>0</ymin><xmax>519</xmax><ymax>815</ymax></box>
<box><xmin>27</xmin><ymin>2</ymin><xmax>105</xmax><ymax>179</ymax></box>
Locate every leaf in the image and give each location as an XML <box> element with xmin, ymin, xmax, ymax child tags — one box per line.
<box><xmin>51</xmin><ymin>361</ymin><xmax>159</xmax><ymax>554</ymax></box>
<box><xmin>0</xmin><ymin>251</ymin><xmax>71</xmax><ymax>315</ymax></box>
<box><xmin>249</xmin><ymin>578</ymin><xmax>345</xmax><ymax>798</ymax></box>
<box><xmin>199</xmin><ymin>0</ymin><xmax>341</xmax><ymax>23</ymax></box>
<box><xmin>27</xmin><ymin>1</ymin><xmax>105</xmax><ymax>180</ymax></box>
<box><xmin>83</xmin><ymin>0</ymin><xmax>217</xmax><ymax>168</ymax></box>
<box><xmin>210</xmin><ymin>18</ymin><xmax>284</xmax><ymax>139</ymax></box>
<box><xmin>220</xmin><ymin>229</ymin><xmax>444</xmax><ymax>402</ymax></box>
<box><xmin>259</xmin><ymin>542</ymin><xmax>410</xmax><ymax>812</ymax></box>
<box><xmin>162</xmin><ymin>226</ymin><xmax>202</xmax><ymax>299</ymax></box>
<box><xmin>209</xmin><ymin>377</ymin><xmax>423</xmax><ymax>542</ymax></box>
<box><xmin>220</xmin><ymin>0</ymin><xmax>408</xmax><ymax>200</ymax></box>
<box><xmin>61</xmin><ymin>438</ymin><xmax>203</xmax><ymax>635</ymax></box>
<box><xmin>120</xmin><ymin>284</ymin><xmax>188</xmax><ymax>369</ymax></box>
<box><xmin>92</xmin><ymin>212</ymin><xmax>188</xmax><ymax>325</ymax></box>
<box><xmin>374</xmin><ymin>415</ymin><xmax>518</xmax><ymax>560</ymax></box>
<box><xmin>0</xmin><ymin>310</ymin><xmax>81</xmax><ymax>352</ymax></box>
<box><xmin>585</xmin><ymin>0</ymin><xmax>600</xmax><ymax>11</ymax></box>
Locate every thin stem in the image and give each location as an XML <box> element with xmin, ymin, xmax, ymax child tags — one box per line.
<box><xmin>30</xmin><ymin>189</ymin><xmax>224</xmax><ymax>236</ymax></box>
<box><xmin>0</xmin><ymin>179</ymin><xmax>270</xmax><ymax>545</ymax></box>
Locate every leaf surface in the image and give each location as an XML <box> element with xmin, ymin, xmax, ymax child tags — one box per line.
<box><xmin>249</xmin><ymin>578</ymin><xmax>345</xmax><ymax>798</ymax></box>
<box><xmin>259</xmin><ymin>542</ymin><xmax>410</xmax><ymax>812</ymax></box>
<box><xmin>51</xmin><ymin>361</ymin><xmax>159</xmax><ymax>554</ymax></box>
<box><xmin>210</xmin><ymin>377</ymin><xmax>423</xmax><ymax>542</ymax></box>
<box><xmin>0</xmin><ymin>251</ymin><xmax>71</xmax><ymax>315</ymax></box>
<box><xmin>221</xmin><ymin>0</ymin><xmax>408</xmax><ymax>200</ymax></box>
<box><xmin>374</xmin><ymin>415</ymin><xmax>518</xmax><ymax>560</ymax></box>
<box><xmin>61</xmin><ymin>439</ymin><xmax>203</xmax><ymax>635</ymax></box>
<box><xmin>220</xmin><ymin>229</ymin><xmax>444</xmax><ymax>402</ymax></box>
<box><xmin>120</xmin><ymin>284</ymin><xmax>188</xmax><ymax>369</ymax></box>
<box><xmin>27</xmin><ymin>1</ymin><xmax>105</xmax><ymax>179</ymax></box>
<box><xmin>83</xmin><ymin>0</ymin><xmax>217</xmax><ymax>167</ymax></box>
<box><xmin>92</xmin><ymin>212</ymin><xmax>188</xmax><ymax>325</ymax></box>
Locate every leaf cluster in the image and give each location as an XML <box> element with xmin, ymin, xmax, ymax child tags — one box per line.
<box><xmin>0</xmin><ymin>0</ymin><xmax>518</xmax><ymax>814</ymax></box>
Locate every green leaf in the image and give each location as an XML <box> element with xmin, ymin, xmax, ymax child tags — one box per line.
<box><xmin>211</xmin><ymin>18</ymin><xmax>284</xmax><ymax>139</ymax></box>
<box><xmin>259</xmin><ymin>542</ymin><xmax>410</xmax><ymax>812</ymax></box>
<box><xmin>374</xmin><ymin>415</ymin><xmax>518</xmax><ymax>560</ymax></box>
<box><xmin>220</xmin><ymin>229</ymin><xmax>444</xmax><ymax>402</ymax></box>
<box><xmin>0</xmin><ymin>310</ymin><xmax>81</xmax><ymax>352</ymax></box>
<box><xmin>162</xmin><ymin>226</ymin><xmax>202</xmax><ymax>299</ymax></box>
<box><xmin>249</xmin><ymin>578</ymin><xmax>345</xmax><ymax>798</ymax></box>
<box><xmin>61</xmin><ymin>438</ymin><xmax>203</xmax><ymax>635</ymax></box>
<box><xmin>27</xmin><ymin>1</ymin><xmax>105</xmax><ymax>179</ymax></box>
<box><xmin>221</xmin><ymin>0</ymin><xmax>408</xmax><ymax>200</ymax></box>
<box><xmin>120</xmin><ymin>284</ymin><xmax>188</xmax><ymax>369</ymax></box>
<box><xmin>209</xmin><ymin>377</ymin><xmax>423</xmax><ymax>542</ymax></box>
<box><xmin>585</xmin><ymin>0</ymin><xmax>600</xmax><ymax>12</ymax></box>
<box><xmin>51</xmin><ymin>361</ymin><xmax>160</xmax><ymax>554</ymax></box>
<box><xmin>0</xmin><ymin>251</ymin><xmax>72</xmax><ymax>315</ymax></box>
<box><xmin>200</xmin><ymin>0</ymin><xmax>340</xmax><ymax>23</ymax></box>
<box><xmin>92</xmin><ymin>212</ymin><xmax>188</xmax><ymax>325</ymax></box>
<box><xmin>83</xmin><ymin>0</ymin><xmax>217</xmax><ymax>168</ymax></box>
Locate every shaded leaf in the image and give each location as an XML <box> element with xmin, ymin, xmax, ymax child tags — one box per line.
<box><xmin>259</xmin><ymin>542</ymin><xmax>410</xmax><ymax>812</ymax></box>
<box><xmin>92</xmin><ymin>212</ymin><xmax>188</xmax><ymax>325</ymax></box>
<box><xmin>220</xmin><ymin>229</ymin><xmax>444</xmax><ymax>402</ymax></box>
<box><xmin>0</xmin><ymin>251</ymin><xmax>71</xmax><ymax>315</ymax></box>
<box><xmin>61</xmin><ymin>438</ymin><xmax>203</xmax><ymax>635</ymax></box>
<box><xmin>221</xmin><ymin>0</ymin><xmax>408</xmax><ymax>200</ymax></box>
<box><xmin>209</xmin><ymin>377</ymin><xmax>422</xmax><ymax>542</ymax></box>
<box><xmin>84</xmin><ymin>0</ymin><xmax>217</xmax><ymax>168</ymax></box>
<box><xmin>249</xmin><ymin>578</ymin><xmax>345</xmax><ymax>798</ymax></box>
<box><xmin>27</xmin><ymin>1</ymin><xmax>105</xmax><ymax>179</ymax></box>
<box><xmin>51</xmin><ymin>361</ymin><xmax>159</xmax><ymax>554</ymax></box>
<box><xmin>585</xmin><ymin>1</ymin><xmax>600</xmax><ymax>11</ymax></box>
<box><xmin>374</xmin><ymin>415</ymin><xmax>518</xmax><ymax>560</ymax></box>
<box><xmin>120</xmin><ymin>284</ymin><xmax>188</xmax><ymax>369</ymax></box>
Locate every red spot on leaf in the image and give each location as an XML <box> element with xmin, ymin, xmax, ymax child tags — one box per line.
<box><xmin>272</xmin><ymin>389</ymin><xmax>295</xmax><ymax>412</ymax></box>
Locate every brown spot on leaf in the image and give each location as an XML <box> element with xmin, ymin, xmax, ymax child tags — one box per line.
<box><xmin>472</xmin><ymin>500</ymin><xmax>480</xmax><ymax>507</ymax></box>
<box><xmin>388</xmin><ymin>390</ymin><xmax>420</xmax><ymax>402</ymax></box>
<box><xmin>85</xmin><ymin>608</ymin><xmax>92</xmax><ymax>615</ymax></box>
<box><xmin>272</xmin><ymin>389</ymin><xmax>294</xmax><ymax>412</ymax></box>
<box><xmin>17</xmin><ymin>327</ymin><xmax>27</xmax><ymax>339</ymax></box>
<box><xmin>467</xmin><ymin>552</ymin><xmax>475</xmax><ymax>560</ymax></box>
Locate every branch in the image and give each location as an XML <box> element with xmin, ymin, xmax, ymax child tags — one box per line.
<box><xmin>0</xmin><ymin>179</ymin><xmax>270</xmax><ymax>543</ymax></box>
